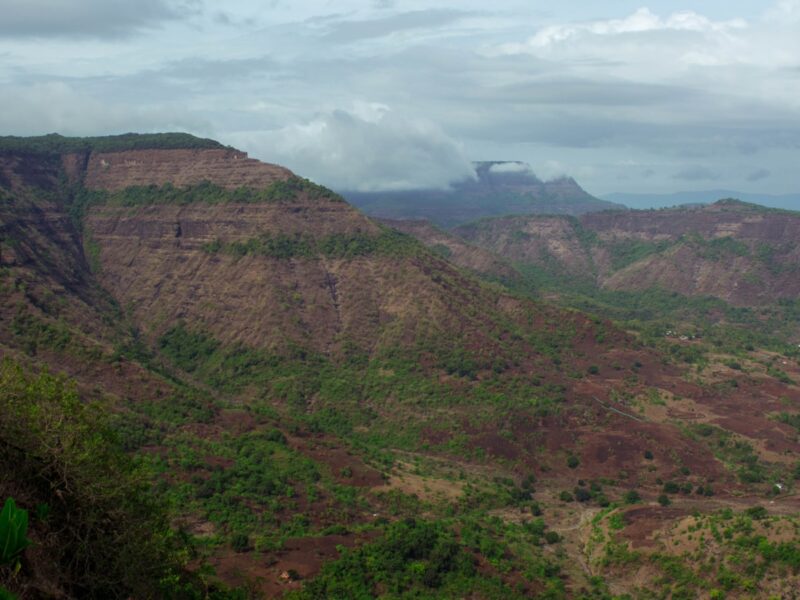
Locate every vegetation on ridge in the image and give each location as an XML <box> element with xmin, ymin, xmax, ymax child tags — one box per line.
<box><xmin>0</xmin><ymin>132</ymin><xmax>226</xmax><ymax>156</ymax></box>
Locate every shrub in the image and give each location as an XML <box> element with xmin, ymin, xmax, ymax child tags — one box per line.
<box><xmin>567</xmin><ymin>455</ymin><xmax>580</xmax><ymax>469</ymax></box>
<box><xmin>658</xmin><ymin>494</ymin><xmax>671</xmax><ymax>507</ymax></box>
<box><xmin>290</xmin><ymin>519</ymin><xmax>482</xmax><ymax>598</ymax></box>
<box><xmin>595</xmin><ymin>494</ymin><xmax>611</xmax><ymax>507</ymax></box>
<box><xmin>231</xmin><ymin>533</ymin><xmax>250</xmax><ymax>553</ymax></box>
<box><xmin>544</xmin><ymin>531</ymin><xmax>560</xmax><ymax>544</ymax></box>
<box><xmin>559</xmin><ymin>491</ymin><xmax>574</xmax><ymax>503</ymax></box>
<box><xmin>745</xmin><ymin>506</ymin><xmax>768</xmax><ymax>520</ymax></box>
<box><xmin>623</xmin><ymin>490</ymin><xmax>641</xmax><ymax>505</ymax></box>
<box><xmin>662</xmin><ymin>481</ymin><xmax>680</xmax><ymax>494</ymax></box>
<box><xmin>587</xmin><ymin>365</ymin><xmax>600</xmax><ymax>375</ymax></box>
<box><xmin>574</xmin><ymin>488</ymin><xmax>592</xmax><ymax>502</ymax></box>
<box><xmin>643</xmin><ymin>450</ymin><xmax>654</xmax><ymax>460</ymax></box>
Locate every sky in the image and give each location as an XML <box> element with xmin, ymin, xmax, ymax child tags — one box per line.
<box><xmin>1</xmin><ymin>0</ymin><xmax>798</xmax><ymax>197</ymax></box>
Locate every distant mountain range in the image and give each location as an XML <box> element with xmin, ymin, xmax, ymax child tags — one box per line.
<box><xmin>605</xmin><ymin>190</ymin><xmax>800</xmax><ymax>211</ymax></box>
<box><xmin>343</xmin><ymin>161</ymin><xmax>623</xmax><ymax>227</ymax></box>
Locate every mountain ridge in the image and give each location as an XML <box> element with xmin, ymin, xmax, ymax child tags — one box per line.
<box><xmin>344</xmin><ymin>160</ymin><xmax>623</xmax><ymax>227</ymax></box>
<box><xmin>605</xmin><ymin>189</ymin><xmax>800</xmax><ymax>211</ymax></box>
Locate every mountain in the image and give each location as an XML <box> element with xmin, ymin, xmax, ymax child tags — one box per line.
<box><xmin>451</xmin><ymin>199</ymin><xmax>800</xmax><ymax>308</ymax></box>
<box><xmin>605</xmin><ymin>189</ymin><xmax>800</xmax><ymax>211</ymax></box>
<box><xmin>344</xmin><ymin>161</ymin><xmax>623</xmax><ymax>227</ymax></box>
<box><xmin>2</xmin><ymin>136</ymin><xmax>800</xmax><ymax>599</ymax></box>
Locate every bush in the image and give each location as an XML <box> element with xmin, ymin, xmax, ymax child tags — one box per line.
<box><xmin>231</xmin><ymin>533</ymin><xmax>250</xmax><ymax>553</ymax></box>
<box><xmin>544</xmin><ymin>531</ymin><xmax>561</xmax><ymax>544</ymax></box>
<box><xmin>644</xmin><ymin>450</ymin><xmax>654</xmax><ymax>460</ymax></box>
<box><xmin>289</xmin><ymin>519</ymin><xmax>482</xmax><ymax>598</ymax></box>
<box><xmin>574</xmin><ymin>488</ymin><xmax>592</xmax><ymax>502</ymax></box>
<box><xmin>658</xmin><ymin>494</ymin><xmax>671</xmax><ymax>507</ymax></box>
<box><xmin>559</xmin><ymin>491</ymin><xmax>574</xmax><ymax>503</ymax></box>
<box><xmin>663</xmin><ymin>481</ymin><xmax>680</xmax><ymax>494</ymax></box>
<box><xmin>0</xmin><ymin>360</ymin><xmax>187</xmax><ymax>599</ymax></box>
<box><xmin>623</xmin><ymin>490</ymin><xmax>641</xmax><ymax>504</ymax></box>
<box><xmin>745</xmin><ymin>506</ymin><xmax>768</xmax><ymax>520</ymax></box>
<box><xmin>567</xmin><ymin>455</ymin><xmax>580</xmax><ymax>469</ymax></box>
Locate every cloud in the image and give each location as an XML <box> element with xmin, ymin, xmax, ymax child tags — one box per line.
<box><xmin>229</xmin><ymin>105</ymin><xmax>475</xmax><ymax>192</ymax></box>
<box><xmin>488</xmin><ymin>162</ymin><xmax>532</xmax><ymax>174</ymax></box>
<box><xmin>0</xmin><ymin>0</ymin><xmax>195</xmax><ymax>38</ymax></box>
<box><xmin>322</xmin><ymin>9</ymin><xmax>473</xmax><ymax>43</ymax></box>
<box><xmin>673</xmin><ymin>166</ymin><xmax>720</xmax><ymax>181</ymax></box>
<box><xmin>497</xmin><ymin>8</ymin><xmax>746</xmax><ymax>54</ymax></box>
<box><xmin>155</xmin><ymin>56</ymin><xmax>279</xmax><ymax>82</ymax></box>
<box><xmin>746</xmin><ymin>168</ymin><xmax>771</xmax><ymax>181</ymax></box>
<box><xmin>0</xmin><ymin>82</ymin><xmax>208</xmax><ymax>135</ymax></box>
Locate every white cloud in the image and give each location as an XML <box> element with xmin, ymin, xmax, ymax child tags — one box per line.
<box><xmin>0</xmin><ymin>82</ymin><xmax>207</xmax><ymax>135</ymax></box>
<box><xmin>229</xmin><ymin>106</ymin><xmax>475</xmax><ymax>192</ymax></box>
<box><xmin>538</xmin><ymin>160</ymin><xmax>568</xmax><ymax>181</ymax></box>
<box><xmin>488</xmin><ymin>161</ymin><xmax>531</xmax><ymax>174</ymax></box>
<box><xmin>525</xmin><ymin>8</ymin><xmax>745</xmax><ymax>50</ymax></box>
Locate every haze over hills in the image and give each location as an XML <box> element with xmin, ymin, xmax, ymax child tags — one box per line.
<box><xmin>344</xmin><ymin>161</ymin><xmax>623</xmax><ymax>228</ymax></box>
<box><xmin>2</xmin><ymin>134</ymin><xmax>800</xmax><ymax>599</ymax></box>
<box><xmin>606</xmin><ymin>190</ymin><xmax>800</xmax><ymax>211</ymax></box>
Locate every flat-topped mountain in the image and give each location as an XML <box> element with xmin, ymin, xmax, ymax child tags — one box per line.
<box><xmin>344</xmin><ymin>160</ymin><xmax>623</xmax><ymax>227</ymax></box>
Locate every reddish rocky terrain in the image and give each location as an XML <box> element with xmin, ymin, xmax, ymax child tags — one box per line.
<box><xmin>76</xmin><ymin>148</ymin><xmax>292</xmax><ymax>191</ymax></box>
<box><xmin>450</xmin><ymin>200</ymin><xmax>800</xmax><ymax>306</ymax></box>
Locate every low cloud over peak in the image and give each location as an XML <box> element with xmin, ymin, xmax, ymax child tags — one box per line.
<box><xmin>230</xmin><ymin>106</ymin><xmax>476</xmax><ymax>193</ymax></box>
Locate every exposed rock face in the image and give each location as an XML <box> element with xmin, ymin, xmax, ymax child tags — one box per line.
<box><xmin>451</xmin><ymin>201</ymin><xmax>800</xmax><ymax>306</ymax></box>
<box><xmin>456</xmin><ymin>215</ymin><xmax>595</xmax><ymax>275</ymax></box>
<box><xmin>80</xmin><ymin>148</ymin><xmax>293</xmax><ymax>191</ymax></box>
<box><xmin>378</xmin><ymin>218</ymin><xmax>519</xmax><ymax>281</ymax></box>
<box><xmin>85</xmin><ymin>200</ymin><xmax>387</xmax><ymax>351</ymax></box>
<box><xmin>0</xmin><ymin>152</ymin><xmax>62</xmax><ymax>193</ymax></box>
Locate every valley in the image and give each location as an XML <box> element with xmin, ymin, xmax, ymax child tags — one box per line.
<box><xmin>1</xmin><ymin>134</ymin><xmax>800</xmax><ymax>599</ymax></box>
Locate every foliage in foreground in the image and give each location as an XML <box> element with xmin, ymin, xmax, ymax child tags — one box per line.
<box><xmin>0</xmin><ymin>359</ymin><xmax>236</xmax><ymax>599</ymax></box>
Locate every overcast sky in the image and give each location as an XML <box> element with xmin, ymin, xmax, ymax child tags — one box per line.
<box><xmin>1</xmin><ymin>0</ymin><xmax>798</xmax><ymax>196</ymax></box>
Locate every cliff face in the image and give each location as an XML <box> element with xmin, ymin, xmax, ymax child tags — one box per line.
<box><xmin>450</xmin><ymin>202</ymin><xmax>800</xmax><ymax>306</ymax></box>
<box><xmin>455</xmin><ymin>215</ymin><xmax>595</xmax><ymax>275</ymax></box>
<box><xmin>85</xmin><ymin>200</ymin><xmax>384</xmax><ymax>352</ymax></box>
<box><xmin>377</xmin><ymin>218</ymin><xmax>519</xmax><ymax>281</ymax></box>
<box><xmin>79</xmin><ymin>148</ymin><xmax>292</xmax><ymax>191</ymax></box>
<box><xmin>57</xmin><ymin>147</ymin><xmax>541</xmax><ymax>359</ymax></box>
<box><xmin>0</xmin><ymin>151</ymin><xmax>62</xmax><ymax>193</ymax></box>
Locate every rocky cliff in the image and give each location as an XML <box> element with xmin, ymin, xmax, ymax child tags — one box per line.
<box><xmin>78</xmin><ymin>148</ymin><xmax>292</xmax><ymax>191</ymax></box>
<box><xmin>452</xmin><ymin>201</ymin><xmax>800</xmax><ymax>306</ymax></box>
